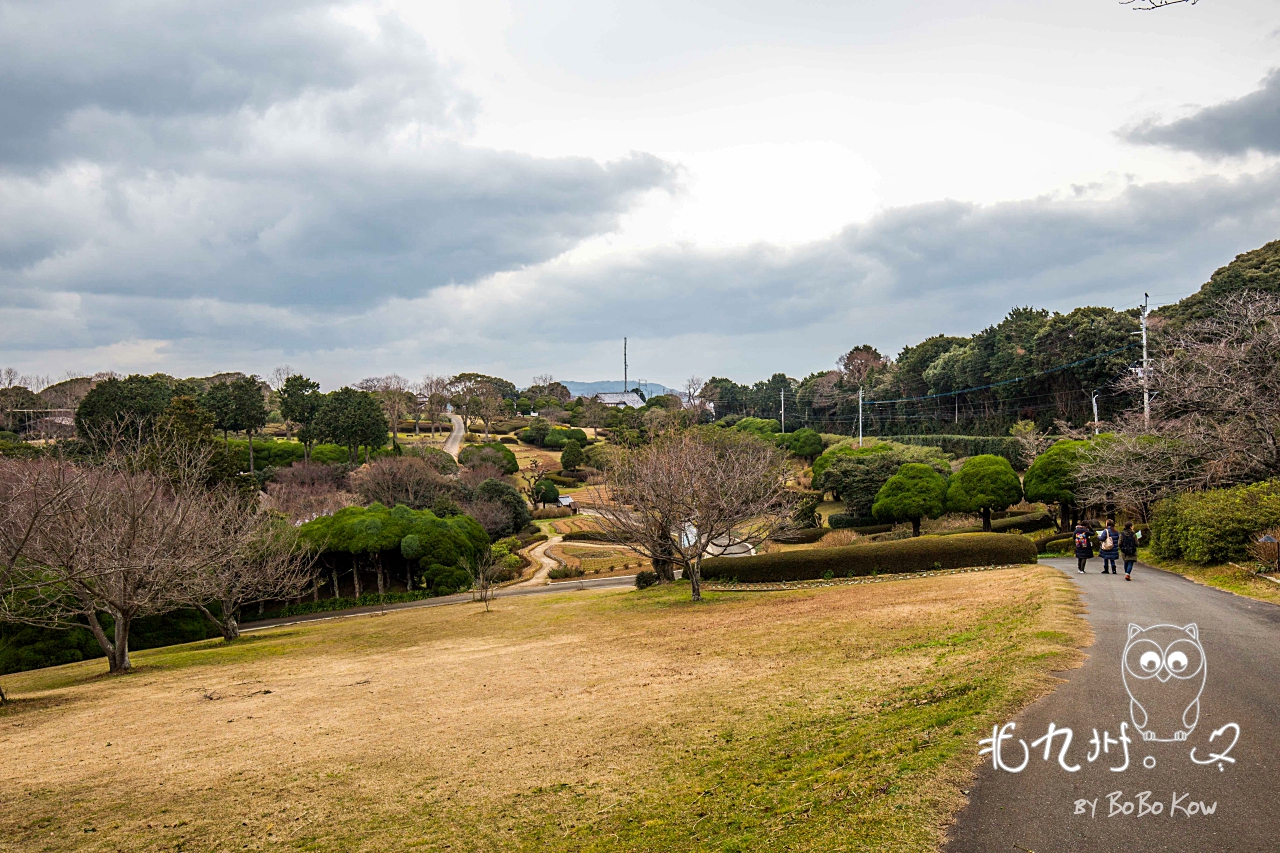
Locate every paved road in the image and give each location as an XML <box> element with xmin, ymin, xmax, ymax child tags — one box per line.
<box><xmin>443</xmin><ymin>412</ymin><xmax>465</xmax><ymax>458</ymax></box>
<box><xmin>240</xmin><ymin>572</ymin><xmax>634</xmax><ymax>633</ymax></box>
<box><xmin>946</xmin><ymin>559</ymin><xmax>1280</xmax><ymax>852</ymax></box>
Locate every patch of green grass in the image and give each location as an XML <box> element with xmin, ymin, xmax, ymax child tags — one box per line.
<box><xmin>1138</xmin><ymin>549</ymin><xmax>1280</xmax><ymax>606</ymax></box>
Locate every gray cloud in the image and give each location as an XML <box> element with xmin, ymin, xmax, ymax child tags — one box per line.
<box><xmin>1122</xmin><ymin>69</ymin><xmax>1280</xmax><ymax>157</ymax></box>
<box><xmin>0</xmin><ymin>1</ymin><xmax>676</xmax><ymax>310</ymax></box>
<box><xmin>8</xmin><ymin>167</ymin><xmax>1278</xmax><ymax>388</ymax></box>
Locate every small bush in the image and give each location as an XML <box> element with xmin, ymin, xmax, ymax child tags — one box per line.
<box><xmin>635</xmin><ymin>570</ymin><xmax>659</xmax><ymax>589</ymax></box>
<box><xmin>819</xmin><ymin>529</ymin><xmax>861</xmax><ymax>548</ymax></box>
<box><xmin>532</xmin><ymin>506</ymin><xmax>573</xmax><ymax>519</ymax></box>
<box><xmin>458</xmin><ymin>442</ymin><xmax>518</xmax><ymax>475</ymax></box>
<box><xmin>828</xmin><ymin>513</ymin><xmax>893</xmax><ymax>534</ymax></box>
<box><xmin>549</xmin><ymin>566</ymin><xmax>586</xmax><ymax>579</ymax></box>
<box><xmin>541</xmin><ymin>472</ymin><xmax>579</xmax><ymax>488</ymax></box>
<box><xmin>701</xmin><ymin>533</ymin><xmax>1037</xmax><ymax>583</ymax></box>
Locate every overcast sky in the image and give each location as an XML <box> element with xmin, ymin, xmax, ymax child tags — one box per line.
<box><xmin>2</xmin><ymin>0</ymin><xmax>1279</xmax><ymax>390</ymax></box>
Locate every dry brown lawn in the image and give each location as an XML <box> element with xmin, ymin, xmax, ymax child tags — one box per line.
<box><xmin>0</xmin><ymin>567</ymin><xmax>1085</xmax><ymax>853</ymax></box>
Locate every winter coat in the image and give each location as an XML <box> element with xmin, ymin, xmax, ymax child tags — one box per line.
<box><xmin>1098</xmin><ymin>527</ymin><xmax>1120</xmax><ymax>559</ymax></box>
<box><xmin>1073</xmin><ymin>526</ymin><xmax>1094</xmax><ymax>559</ymax></box>
<box><xmin>1119</xmin><ymin>530</ymin><xmax>1139</xmax><ymax>557</ymax></box>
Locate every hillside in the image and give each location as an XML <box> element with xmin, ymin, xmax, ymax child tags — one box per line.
<box><xmin>1155</xmin><ymin>238</ymin><xmax>1280</xmax><ymax>328</ymax></box>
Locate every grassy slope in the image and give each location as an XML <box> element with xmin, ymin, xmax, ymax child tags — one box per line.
<box><xmin>1137</xmin><ymin>548</ymin><xmax>1280</xmax><ymax>607</ymax></box>
<box><xmin>0</xmin><ymin>568</ymin><xmax>1085</xmax><ymax>853</ymax></box>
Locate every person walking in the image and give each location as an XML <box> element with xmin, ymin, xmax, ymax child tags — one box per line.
<box><xmin>1073</xmin><ymin>521</ymin><xmax>1093</xmax><ymax>574</ymax></box>
<box><xmin>1119</xmin><ymin>522</ymin><xmax>1139</xmax><ymax>581</ymax></box>
<box><xmin>1098</xmin><ymin>519</ymin><xmax>1119</xmax><ymax>574</ymax></box>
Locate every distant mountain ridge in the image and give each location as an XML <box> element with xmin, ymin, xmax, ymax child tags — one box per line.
<box><xmin>560</xmin><ymin>380</ymin><xmax>679</xmax><ymax>399</ymax></box>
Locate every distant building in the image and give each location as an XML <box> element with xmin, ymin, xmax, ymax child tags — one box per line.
<box><xmin>558</xmin><ymin>495</ymin><xmax>578</xmax><ymax>514</ymax></box>
<box><xmin>592</xmin><ymin>391</ymin><xmax>645</xmax><ymax>409</ymax></box>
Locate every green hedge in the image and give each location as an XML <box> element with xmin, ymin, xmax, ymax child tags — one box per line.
<box><xmin>562</xmin><ymin>530</ymin><xmax>614</xmax><ymax>542</ymax></box>
<box><xmin>894</xmin><ymin>435</ymin><xmax>1025</xmax><ymax>468</ymax></box>
<box><xmin>937</xmin><ymin>509</ymin><xmax>1056</xmax><ymax>536</ymax></box>
<box><xmin>1151</xmin><ymin>480</ymin><xmax>1280</xmax><ymax>564</ymax></box>
<box><xmin>700</xmin><ymin>533</ymin><xmax>1037</xmax><ymax>583</ymax></box>
<box><xmin>828</xmin><ymin>513</ymin><xmax>877</xmax><ymax>529</ymax></box>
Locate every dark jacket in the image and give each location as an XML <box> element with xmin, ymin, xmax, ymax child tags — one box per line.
<box><xmin>1098</xmin><ymin>526</ymin><xmax>1120</xmax><ymax>558</ymax></box>
<box><xmin>1119</xmin><ymin>530</ymin><xmax>1139</xmax><ymax>557</ymax></box>
<box><xmin>1073</xmin><ymin>525</ymin><xmax>1093</xmax><ymax>559</ymax></box>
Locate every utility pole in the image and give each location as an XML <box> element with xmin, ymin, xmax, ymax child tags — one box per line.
<box><xmin>623</xmin><ymin>337</ymin><xmax>628</xmax><ymax>394</ymax></box>
<box><xmin>780</xmin><ymin>388</ymin><xmax>786</xmax><ymax>433</ymax></box>
<box><xmin>1141</xmin><ymin>292</ymin><xmax>1150</xmax><ymax>425</ymax></box>
<box><xmin>1091</xmin><ymin>389</ymin><xmax>1100</xmax><ymax>436</ymax></box>
<box><xmin>858</xmin><ymin>387</ymin><xmax>863</xmax><ymax>447</ymax></box>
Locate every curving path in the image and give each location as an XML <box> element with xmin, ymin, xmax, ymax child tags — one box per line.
<box><xmin>514</xmin><ymin>534</ymin><xmax>564</xmax><ymax>587</ymax></box>
<box><xmin>442</xmin><ymin>412</ymin><xmax>465</xmax><ymax>459</ymax></box>
<box><xmin>946</xmin><ymin>558</ymin><xmax>1280</xmax><ymax>852</ymax></box>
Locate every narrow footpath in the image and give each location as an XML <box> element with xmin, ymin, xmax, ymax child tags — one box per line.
<box><xmin>946</xmin><ymin>558</ymin><xmax>1280</xmax><ymax>852</ymax></box>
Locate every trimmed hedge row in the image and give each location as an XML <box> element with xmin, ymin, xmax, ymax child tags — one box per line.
<box><xmin>768</xmin><ymin>527</ymin><xmax>828</xmax><ymax>544</ymax></box>
<box><xmin>1151</xmin><ymin>479</ymin><xmax>1280</xmax><ymax>564</ymax></box>
<box><xmin>562</xmin><ymin>530</ymin><xmax>613</xmax><ymax>542</ymax></box>
<box><xmin>700</xmin><ymin>533</ymin><xmax>1037</xmax><ymax>583</ymax></box>
<box><xmin>893</xmin><ymin>434</ymin><xmax>1026</xmax><ymax>468</ymax></box>
<box><xmin>828</xmin><ymin>513</ymin><xmax>879</xmax><ymax>529</ymax></box>
<box><xmin>937</xmin><ymin>509</ymin><xmax>1056</xmax><ymax>536</ymax></box>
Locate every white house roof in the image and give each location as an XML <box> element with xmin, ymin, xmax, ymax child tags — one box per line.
<box><xmin>592</xmin><ymin>392</ymin><xmax>645</xmax><ymax>408</ymax></box>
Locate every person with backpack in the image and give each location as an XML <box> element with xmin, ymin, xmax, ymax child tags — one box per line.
<box><xmin>1119</xmin><ymin>522</ymin><xmax>1139</xmax><ymax>581</ymax></box>
<box><xmin>1098</xmin><ymin>519</ymin><xmax>1119</xmax><ymax>574</ymax></box>
<box><xmin>1073</xmin><ymin>521</ymin><xmax>1093</xmax><ymax>574</ymax></box>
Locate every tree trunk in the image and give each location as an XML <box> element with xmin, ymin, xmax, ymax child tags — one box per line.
<box><xmin>84</xmin><ymin>611</ymin><xmax>116</xmax><ymax>669</ymax></box>
<box><xmin>652</xmin><ymin>537</ymin><xmax>675</xmax><ymax>583</ymax></box>
<box><xmin>375</xmin><ymin>559</ymin><xmax>385</xmax><ymax>595</ymax></box>
<box><xmin>312</xmin><ymin>581</ymin><xmax>320</xmax><ymax>602</ymax></box>
<box><xmin>109</xmin><ymin>612</ymin><xmax>132</xmax><ymax>673</ymax></box>
<box><xmin>353</xmin><ymin>566</ymin><xmax>362</xmax><ymax>598</ymax></box>
<box><xmin>332</xmin><ymin>567</ymin><xmax>341</xmax><ymax>599</ymax></box>
<box><xmin>688</xmin><ymin>557</ymin><xmax>702</xmax><ymax>602</ymax></box>
<box><xmin>911</xmin><ymin>517</ymin><xmax>921</xmax><ymax>537</ymax></box>
<box><xmin>0</xmin><ymin>682</ymin><xmax>6</xmax><ymax>706</ymax></box>
<box><xmin>981</xmin><ymin>507</ymin><xmax>992</xmax><ymax>532</ymax></box>
<box><xmin>406</xmin><ymin>565</ymin><xmax>414</xmax><ymax>591</ymax></box>
<box><xmin>248</xmin><ymin>430</ymin><xmax>255</xmax><ymax>475</ymax></box>
<box><xmin>222</xmin><ymin>603</ymin><xmax>241</xmax><ymax>642</ymax></box>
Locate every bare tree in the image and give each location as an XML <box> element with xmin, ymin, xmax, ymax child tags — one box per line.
<box><xmin>1121</xmin><ymin>0</ymin><xmax>1198</xmax><ymax>9</ymax></box>
<box><xmin>349</xmin><ymin>457</ymin><xmax>456</xmax><ymax>509</ymax></box>
<box><xmin>0</xmin><ymin>435</ymin><xmax>239</xmax><ymax>673</ymax></box>
<box><xmin>178</xmin><ymin>507</ymin><xmax>314</xmax><ymax>641</ymax></box>
<box><xmin>464</xmin><ymin>547</ymin><xmax>501</xmax><ymax>612</ymax></box>
<box><xmin>1009</xmin><ymin>419</ymin><xmax>1053</xmax><ymax>466</ymax></box>
<box><xmin>1126</xmin><ymin>292</ymin><xmax>1280</xmax><ymax>485</ymax></box>
<box><xmin>473</xmin><ymin>389</ymin><xmax>504</xmax><ymax>440</ymax></box>
<box><xmin>268</xmin><ymin>365</ymin><xmax>294</xmax><ymax>438</ymax></box>
<box><xmin>359</xmin><ymin>375</ymin><xmax>413</xmax><ymax>447</ymax></box>
<box><xmin>682</xmin><ymin>375</ymin><xmax>706</xmax><ymax>425</ymax></box>
<box><xmin>593</xmin><ymin>430</ymin><xmax>796</xmax><ymax>601</ymax></box>
<box><xmin>838</xmin><ymin>345</ymin><xmax>885</xmax><ymax>387</ymax></box>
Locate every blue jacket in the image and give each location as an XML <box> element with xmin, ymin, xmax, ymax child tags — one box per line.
<box><xmin>1097</xmin><ymin>527</ymin><xmax>1120</xmax><ymax>558</ymax></box>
